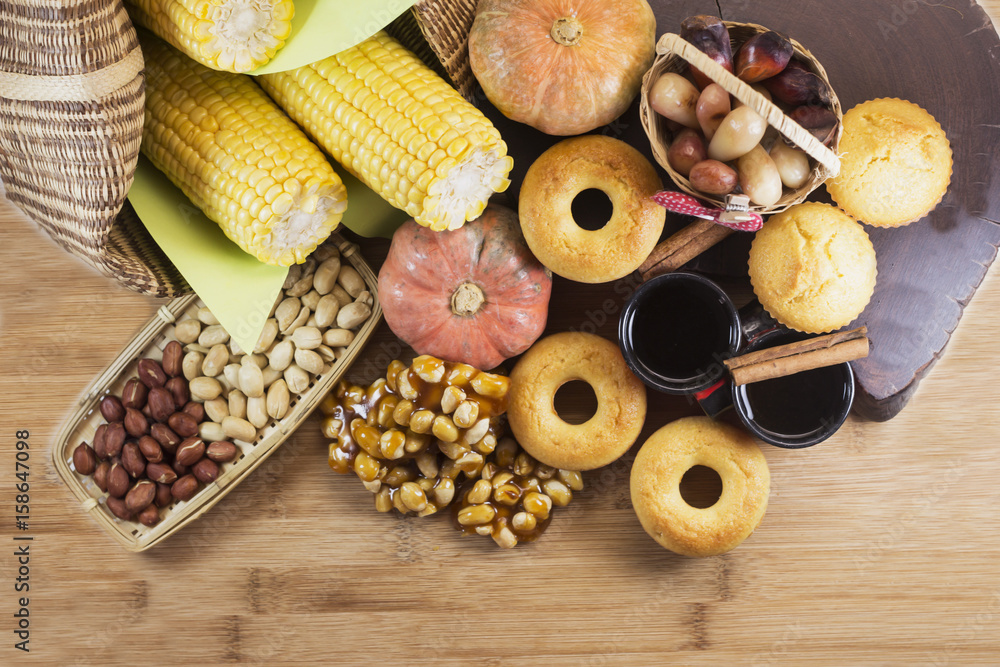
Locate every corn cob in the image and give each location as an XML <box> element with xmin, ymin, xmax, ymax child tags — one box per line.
<box><xmin>140</xmin><ymin>35</ymin><xmax>347</xmax><ymax>266</ymax></box>
<box><xmin>260</xmin><ymin>31</ymin><xmax>513</xmax><ymax>232</ymax></box>
<box><xmin>126</xmin><ymin>0</ymin><xmax>293</xmax><ymax>73</ymax></box>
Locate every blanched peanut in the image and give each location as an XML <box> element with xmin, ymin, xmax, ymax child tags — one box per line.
<box><xmin>242</xmin><ymin>352</ymin><xmax>267</xmax><ymax>369</ymax></box>
<box><xmin>337</xmin><ymin>265</ymin><xmax>365</xmax><ymax>298</ymax></box>
<box><xmin>266</xmin><ymin>379</ymin><xmax>290</xmax><ymax>419</ymax></box>
<box><xmin>322</xmin><ymin>328</ymin><xmax>354</xmax><ymax>348</ymax></box>
<box><xmin>330</xmin><ymin>285</ymin><xmax>352</xmax><ymax>308</ymax></box>
<box><xmin>708</xmin><ymin>106</ymin><xmax>767</xmax><ymax>162</ymax></box>
<box><xmin>738</xmin><ymin>145</ymin><xmax>783</xmax><ymax>206</ymax></box>
<box><xmin>253</xmin><ymin>319</ymin><xmax>279</xmax><ymax>354</ymax></box>
<box><xmin>201</xmin><ymin>344</ymin><xmax>229</xmax><ymax>378</ymax></box>
<box><xmin>696</xmin><ymin>83</ymin><xmax>731</xmax><ymax>141</ymax></box>
<box><xmin>313</xmin><ymin>257</ymin><xmax>341</xmax><ymax>295</ymax></box>
<box><xmin>267</xmin><ymin>340</ymin><xmax>294</xmax><ymax>372</ymax></box>
<box><xmin>222</xmin><ymin>416</ymin><xmax>256</xmax><ymax>443</ymax></box>
<box><xmin>314</xmin><ymin>295</ymin><xmax>340</xmax><ymax>329</ymax></box>
<box><xmin>228</xmin><ymin>389</ymin><xmax>247</xmax><ymax>421</ymax></box>
<box><xmin>261</xmin><ymin>365</ymin><xmax>282</xmax><ymax>388</ymax></box>
<box><xmin>294</xmin><ymin>348</ymin><xmax>325</xmax><ymax>375</ymax></box>
<box><xmin>204</xmin><ymin>397</ymin><xmax>228</xmax><ymax>423</ymax></box>
<box><xmin>182</xmin><ymin>351</ymin><xmax>204</xmax><ymax>381</ymax></box>
<box><xmin>689</xmin><ymin>160</ymin><xmax>738</xmax><ymax>196</ymax></box>
<box><xmin>190</xmin><ymin>376</ymin><xmax>223</xmax><ymax>401</ymax></box>
<box><xmin>247</xmin><ymin>396</ymin><xmax>268</xmax><ymax>429</ymax></box>
<box><xmin>285</xmin><ymin>273</ymin><xmax>313</xmax><ymax>298</ymax></box>
<box><xmin>275</xmin><ymin>297</ymin><xmax>301</xmax><ymax>332</ymax></box>
<box><xmin>283</xmin><ymin>306</ymin><xmax>310</xmax><ymax>335</ymax></box>
<box><xmin>238</xmin><ymin>363</ymin><xmax>264</xmax><ymax>398</ymax></box>
<box><xmin>175</xmin><ymin>319</ymin><xmax>202</xmax><ymax>344</ymax></box>
<box><xmin>300</xmin><ymin>290</ymin><xmax>321</xmax><ymax>311</ymax></box>
<box><xmin>770</xmin><ymin>140</ymin><xmax>811</xmax><ymax>189</ymax></box>
<box><xmin>284</xmin><ymin>364</ymin><xmax>310</xmax><ymax>394</ymax></box>
<box><xmin>198</xmin><ymin>324</ymin><xmax>229</xmax><ymax>347</ymax></box>
<box><xmin>199</xmin><ymin>421</ymin><xmax>226</xmax><ymax>444</ymax></box>
<box><xmin>196</xmin><ymin>307</ymin><xmax>219</xmax><ymax>325</ymax></box>
<box><xmin>291</xmin><ymin>326</ymin><xmax>322</xmax><ymax>350</ymax></box>
<box><xmin>336</xmin><ymin>303</ymin><xmax>370</xmax><ymax>330</ymax></box>
<box><xmin>649</xmin><ymin>72</ymin><xmax>700</xmax><ymax>128</ymax></box>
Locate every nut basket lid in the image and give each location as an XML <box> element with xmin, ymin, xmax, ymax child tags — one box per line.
<box><xmin>0</xmin><ymin>0</ymin><xmax>187</xmax><ymax>297</ymax></box>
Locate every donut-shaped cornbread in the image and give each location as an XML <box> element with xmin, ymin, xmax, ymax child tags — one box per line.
<box><xmin>508</xmin><ymin>332</ymin><xmax>646</xmax><ymax>471</ymax></box>
<box><xmin>518</xmin><ymin>135</ymin><xmax>666</xmax><ymax>283</ymax></box>
<box><xmin>630</xmin><ymin>417</ymin><xmax>769</xmax><ymax>557</ymax></box>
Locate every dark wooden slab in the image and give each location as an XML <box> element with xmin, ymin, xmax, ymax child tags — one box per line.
<box><xmin>445</xmin><ymin>0</ymin><xmax>1000</xmax><ymax>422</ymax></box>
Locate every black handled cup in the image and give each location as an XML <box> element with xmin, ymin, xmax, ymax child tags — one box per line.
<box><xmin>619</xmin><ymin>271</ymin><xmax>854</xmax><ymax>448</ymax></box>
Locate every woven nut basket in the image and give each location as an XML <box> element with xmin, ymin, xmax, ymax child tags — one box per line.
<box><xmin>52</xmin><ymin>235</ymin><xmax>380</xmax><ymax>551</ymax></box>
<box><xmin>640</xmin><ymin>23</ymin><xmax>843</xmax><ymax>214</ymax></box>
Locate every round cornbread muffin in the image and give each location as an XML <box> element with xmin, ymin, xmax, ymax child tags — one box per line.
<box><xmin>518</xmin><ymin>135</ymin><xmax>666</xmax><ymax>283</ymax></box>
<box><xmin>749</xmin><ymin>202</ymin><xmax>877</xmax><ymax>333</ymax></box>
<box><xmin>827</xmin><ymin>98</ymin><xmax>952</xmax><ymax>228</ymax></box>
<box><xmin>508</xmin><ymin>332</ymin><xmax>647</xmax><ymax>471</ymax></box>
<box><xmin>630</xmin><ymin>417</ymin><xmax>770</xmax><ymax>558</ymax></box>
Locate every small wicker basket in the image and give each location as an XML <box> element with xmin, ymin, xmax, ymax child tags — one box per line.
<box><xmin>51</xmin><ymin>234</ymin><xmax>380</xmax><ymax>552</ymax></box>
<box><xmin>640</xmin><ymin>23</ymin><xmax>843</xmax><ymax>214</ymax></box>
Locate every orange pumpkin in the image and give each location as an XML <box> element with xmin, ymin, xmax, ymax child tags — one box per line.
<box><xmin>469</xmin><ymin>0</ymin><xmax>657</xmax><ymax>136</ymax></box>
<box><xmin>379</xmin><ymin>204</ymin><xmax>552</xmax><ymax>370</ymax></box>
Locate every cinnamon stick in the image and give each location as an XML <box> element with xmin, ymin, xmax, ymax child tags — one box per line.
<box><xmin>724</xmin><ymin>327</ymin><xmax>870</xmax><ymax>386</ymax></box>
<box><xmin>638</xmin><ymin>220</ymin><xmax>734</xmax><ymax>282</ymax></box>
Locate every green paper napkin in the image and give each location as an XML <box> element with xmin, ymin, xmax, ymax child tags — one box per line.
<box><xmin>251</xmin><ymin>0</ymin><xmax>420</xmax><ymax>75</ymax></box>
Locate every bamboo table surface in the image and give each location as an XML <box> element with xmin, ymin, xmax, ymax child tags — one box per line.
<box><xmin>2</xmin><ymin>4</ymin><xmax>1000</xmax><ymax>665</ymax></box>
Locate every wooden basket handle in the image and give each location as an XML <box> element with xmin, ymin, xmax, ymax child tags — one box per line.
<box><xmin>655</xmin><ymin>32</ymin><xmax>841</xmax><ymax>177</ymax></box>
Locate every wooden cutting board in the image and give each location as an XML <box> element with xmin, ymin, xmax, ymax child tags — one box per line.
<box><xmin>481</xmin><ymin>0</ymin><xmax>1000</xmax><ymax>422</ymax></box>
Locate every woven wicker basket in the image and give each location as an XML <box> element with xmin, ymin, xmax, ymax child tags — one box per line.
<box><xmin>640</xmin><ymin>24</ymin><xmax>843</xmax><ymax>214</ymax></box>
<box><xmin>0</xmin><ymin>0</ymin><xmax>191</xmax><ymax>296</ymax></box>
<box><xmin>52</xmin><ymin>234</ymin><xmax>380</xmax><ymax>551</ymax></box>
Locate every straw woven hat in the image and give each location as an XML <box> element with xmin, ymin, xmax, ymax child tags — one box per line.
<box><xmin>0</xmin><ymin>0</ymin><xmax>187</xmax><ymax>297</ymax></box>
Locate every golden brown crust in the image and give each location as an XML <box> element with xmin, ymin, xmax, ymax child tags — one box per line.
<box><xmin>518</xmin><ymin>135</ymin><xmax>666</xmax><ymax>284</ymax></box>
<box><xmin>827</xmin><ymin>98</ymin><xmax>952</xmax><ymax>228</ymax></box>
<box><xmin>748</xmin><ymin>202</ymin><xmax>877</xmax><ymax>334</ymax></box>
<box><xmin>630</xmin><ymin>417</ymin><xmax>770</xmax><ymax>557</ymax></box>
<box><xmin>508</xmin><ymin>332</ymin><xmax>647</xmax><ymax>471</ymax></box>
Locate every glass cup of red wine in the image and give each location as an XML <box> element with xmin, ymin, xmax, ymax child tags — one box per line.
<box><xmin>618</xmin><ymin>272</ymin><xmax>855</xmax><ymax>448</ymax></box>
